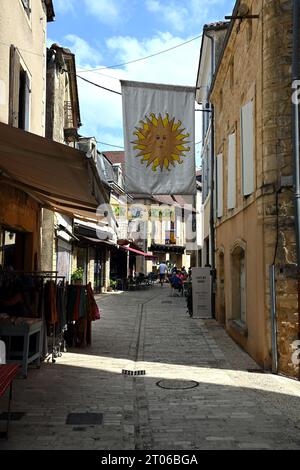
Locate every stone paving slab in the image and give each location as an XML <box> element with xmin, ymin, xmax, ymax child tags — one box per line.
<box><xmin>0</xmin><ymin>284</ymin><xmax>300</xmax><ymax>450</ymax></box>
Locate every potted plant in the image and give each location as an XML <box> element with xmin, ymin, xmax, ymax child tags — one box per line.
<box><xmin>108</xmin><ymin>279</ymin><xmax>117</xmax><ymax>291</ymax></box>
<box><xmin>71</xmin><ymin>267</ymin><xmax>84</xmax><ymax>285</ymax></box>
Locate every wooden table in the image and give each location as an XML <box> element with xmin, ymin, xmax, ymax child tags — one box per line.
<box><xmin>0</xmin><ymin>317</ymin><xmax>42</xmax><ymax>378</ymax></box>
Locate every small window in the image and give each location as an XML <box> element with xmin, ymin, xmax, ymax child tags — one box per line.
<box><xmin>18</xmin><ymin>69</ymin><xmax>30</xmax><ymax>130</ymax></box>
<box><xmin>21</xmin><ymin>0</ymin><xmax>31</xmax><ymax>17</ymax></box>
<box><xmin>231</xmin><ymin>243</ymin><xmax>246</xmax><ymax>325</ymax></box>
<box><xmin>9</xmin><ymin>46</ymin><xmax>31</xmax><ymax>131</ymax></box>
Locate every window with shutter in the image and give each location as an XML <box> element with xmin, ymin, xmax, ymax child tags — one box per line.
<box><xmin>217</xmin><ymin>154</ymin><xmax>223</xmax><ymax>218</ymax></box>
<box><xmin>240</xmin><ymin>100</ymin><xmax>255</xmax><ymax>196</ymax></box>
<box><xmin>9</xmin><ymin>46</ymin><xmax>31</xmax><ymax>131</ymax></box>
<box><xmin>18</xmin><ymin>70</ymin><xmax>31</xmax><ymax>131</ymax></box>
<box><xmin>9</xmin><ymin>46</ymin><xmax>21</xmax><ymax>127</ymax></box>
<box><xmin>21</xmin><ymin>0</ymin><xmax>30</xmax><ymax>16</ymax></box>
<box><xmin>227</xmin><ymin>132</ymin><xmax>236</xmax><ymax>209</ymax></box>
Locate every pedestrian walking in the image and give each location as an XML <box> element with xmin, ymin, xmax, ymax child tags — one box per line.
<box><xmin>158</xmin><ymin>262</ymin><xmax>168</xmax><ymax>285</ymax></box>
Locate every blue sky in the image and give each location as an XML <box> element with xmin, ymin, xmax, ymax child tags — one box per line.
<box><xmin>48</xmin><ymin>0</ymin><xmax>236</xmax><ymax>165</ymax></box>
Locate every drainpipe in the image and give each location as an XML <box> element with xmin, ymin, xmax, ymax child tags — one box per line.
<box><xmin>293</xmin><ymin>0</ymin><xmax>300</xmax><ymax>267</ymax></box>
<box><xmin>292</xmin><ymin>0</ymin><xmax>300</xmax><ymax>380</ymax></box>
<box><xmin>205</xmin><ymin>31</ymin><xmax>216</xmax><ymax>319</ymax></box>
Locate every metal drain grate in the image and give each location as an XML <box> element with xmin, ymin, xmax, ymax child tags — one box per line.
<box><xmin>122</xmin><ymin>369</ymin><xmax>146</xmax><ymax>376</ymax></box>
<box><xmin>66</xmin><ymin>413</ymin><xmax>103</xmax><ymax>425</ymax></box>
<box><xmin>157</xmin><ymin>379</ymin><xmax>199</xmax><ymax>390</ymax></box>
<box><xmin>0</xmin><ymin>412</ymin><xmax>25</xmax><ymax>421</ymax></box>
<box><xmin>161</xmin><ymin>301</ymin><xmax>172</xmax><ymax>304</ymax></box>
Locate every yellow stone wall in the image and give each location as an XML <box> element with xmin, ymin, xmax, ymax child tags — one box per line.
<box><xmin>211</xmin><ymin>0</ymin><xmax>299</xmax><ymax>377</ymax></box>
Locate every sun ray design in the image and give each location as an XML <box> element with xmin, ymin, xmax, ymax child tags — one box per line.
<box><xmin>131</xmin><ymin>113</ymin><xmax>191</xmax><ymax>172</ymax></box>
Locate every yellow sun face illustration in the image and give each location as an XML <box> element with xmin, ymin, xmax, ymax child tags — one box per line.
<box><xmin>131</xmin><ymin>113</ymin><xmax>191</xmax><ymax>171</ymax></box>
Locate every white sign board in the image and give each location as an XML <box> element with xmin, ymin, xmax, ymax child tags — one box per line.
<box><xmin>192</xmin><ymin>267</ymin><xmax>212</xmax><ymax>318</ymax></box>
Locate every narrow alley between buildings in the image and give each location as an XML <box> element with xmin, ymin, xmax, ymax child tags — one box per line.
<box><xmin>1</xmin><ymin>284</ymin><xmax>300</xmax><ymax>451</ymax></box>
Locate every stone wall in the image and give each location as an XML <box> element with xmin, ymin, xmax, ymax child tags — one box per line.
<box><xmin>262</xmin><ymin>0</ymin><xmax>298</xmax><ymax>378</ymax></box>
<box><xmin>210</xmin><ymin>0</ymin><xmax>299</xmax><ymax>378</ymax></box>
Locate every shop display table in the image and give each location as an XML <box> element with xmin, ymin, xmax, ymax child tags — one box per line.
<box><xmin>0</xmin><ymin>363</ymin><xmax>20</xmax><ymax>438</ymax></box>
<box><xmin>0</xmin><ymin>316</ymin><xmax>42</xmax><ymax>378</ymax></box>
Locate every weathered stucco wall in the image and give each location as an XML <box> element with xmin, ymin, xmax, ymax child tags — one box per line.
<box><xmin>0</xmin><ymin>0</ymin><xmax>47</xmax><ymax>135</ymax></box>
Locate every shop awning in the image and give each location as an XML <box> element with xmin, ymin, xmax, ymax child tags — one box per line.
<box><xmin>120</xmin><ymin>245</ymin><xmax>155</xmax><ymax>257</ymax></box>
<box><xmin>81</xmin><ymin>236</ymin><xmax>116</xmax><ymax>247</ymax></box>
<box><xmin>0</xmin><ymin>123</ymin><xmax>110</xmax><ymax>222</ymax></box>
<box><xmin>150</xmin><ymin>243</ymin><xmax>185</xmax><ymax>254</ymax></box>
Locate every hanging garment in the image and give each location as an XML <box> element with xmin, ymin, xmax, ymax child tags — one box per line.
<box><xmin>44</xmin><ymin>281</ymin><xmax>58</xmax><ymax>325</ymax></box>
<box><xmin>56</xmin><ymin>284</ymin><xmax>67</xmax><ymax>331</ymax></box>
<box><xmin>86</xmin><ymin>283</ymin><xmax>100</xmax><ymax>321</ymax></box>
<box><xmin>78</xmin><ymin>286</ymin><xmax>87</xmax><ymax>319</ymax></box>
<box><xmin>66</xmin><ymin>285</ymin><xmax>78</xmax><ymax>322</ymax></box>
<box><xmin>0</xmin><ymin>340</ymin><xmax>6</xmax><ymax>364</ymax></box>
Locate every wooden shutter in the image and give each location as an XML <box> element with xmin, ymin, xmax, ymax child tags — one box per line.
<box><xmin>240</xmin><ymin>100</ymin><xmax>254</xmax><ymax>196</ymax></box>
<box><xmin>24</xmin><ymin>72</ymin><xmax>31</xmax><ymax>131</ymax></box>
<box><xmin>227</xmin><ymin>132</ymin><xmax>236</xmax><ymax>209</ymax></box>
<box><xmin>9</xmin><ymin>46</ymin><xmax>21</xmax><ymax>127</ymax></box>
<box><xmin>217</xmin><ymin>154</ymin><xmax>223</xmax><ymax>218</ymax></box>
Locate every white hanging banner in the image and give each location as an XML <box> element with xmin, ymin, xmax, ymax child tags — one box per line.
<box><xmin>121</xmin><ymin>80</ymin><xmax>196</xmax><ymax>195</ymax></box>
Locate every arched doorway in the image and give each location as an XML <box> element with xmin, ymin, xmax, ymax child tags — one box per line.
<box><xmin>231</xmin><ymin>242</ymin><xmax>247</xmax><ymax>326</ymax></box>
<box><xmin>218</xmin><ymin>250</ymin><xmax>226</xmax><ymax>325</ymax></box>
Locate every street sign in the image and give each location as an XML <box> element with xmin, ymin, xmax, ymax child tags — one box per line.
<box><xmin>192</xmin><ymin>267</ymin><xmax>212</xmax><ymax>318</ymax></box>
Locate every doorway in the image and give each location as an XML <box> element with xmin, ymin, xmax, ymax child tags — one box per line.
<box><xmin>219</xmin><ymin>251</ymin><xmax>226</xmax><ymax>325</ymax></box>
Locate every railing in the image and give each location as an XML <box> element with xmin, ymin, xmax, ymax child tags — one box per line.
<box><xmin>64</xmin><ymin>101</ymin><xmax>73</xmax><ymax>128</ymax></box>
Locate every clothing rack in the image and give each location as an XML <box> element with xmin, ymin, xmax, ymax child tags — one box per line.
<box><xmin>0</xmin><ymin>270</ymin><xmax>67</xmax><ymax>364</ymax></box>
<box><xmin>22</xmin><ymin>272</ymin><xmax>66</xmax><ymax>364</ymax></box>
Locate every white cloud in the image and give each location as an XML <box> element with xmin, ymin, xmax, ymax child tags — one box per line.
<box><xmin>145</xmin><ymin>0</ymin><xmax>233</xmax><ymax>34</ymax></box>
<box><xmin>74</xmin><ymin>32</ymin><xmax>202</xmax><ymax>154</ymax></box>
<box><xmin>53</xmin><ymin>0</ymin><xmax>75</xmax><ymax>15</ymax></box>
<box><xmin>83</xmin><ymin>0</ymin><xmax>123</xmax><ymax>25</ymax></box>
<box><xmin>63</xmin><ymin>35</ymin><xmax>102</xmax><ymax>67</ymax></box>
<box><xmin>145</xmin><ymin>1</ymin><xmax>189</xmax><ymax>32</ymax></box>
<box><xmin>105</xmin><ymin>32</ymin><xmax>200</xmax><ymax>86</ymax></box>
<box><xmin>146</xmin><ymin>0</ymin><xmax>161</xmax><ymax>12</ymax></box>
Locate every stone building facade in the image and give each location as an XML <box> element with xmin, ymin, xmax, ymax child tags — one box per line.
<box><xmin>41</xmin><ymin>44</ymin><xmax>81</xmax><ymax>281</ymax></box>
<box><xmin>210</xmin><ymin>0</ymin><xmax>299</xmax><ymax>378</ymax></box>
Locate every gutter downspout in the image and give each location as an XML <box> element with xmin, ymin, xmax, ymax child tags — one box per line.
<box><xmin>292</xmin><ymin>0</ymin><xmax>300</xmax><ymax>380</ymax></box>
<box><xmin>205</xmin><ymin>31</ymin><xmax>216</xmax><ymax>319</ymax></box>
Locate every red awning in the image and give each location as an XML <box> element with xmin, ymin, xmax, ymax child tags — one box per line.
<box><xmin>119</xmin><ymin>245</ymin><xmax>155</xmax><ymax>257</ymax></box>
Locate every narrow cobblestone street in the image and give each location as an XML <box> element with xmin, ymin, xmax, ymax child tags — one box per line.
<box><xmin>1</xmin><ymin>284</ymin><xmax>300</xmax><ymax>450</ymax></box>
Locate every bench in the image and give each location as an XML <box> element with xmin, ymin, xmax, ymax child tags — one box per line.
<box><xmin>0</xmin><ymin>364</ymin><xmax>20</xmax><ymax>439</ymax></box>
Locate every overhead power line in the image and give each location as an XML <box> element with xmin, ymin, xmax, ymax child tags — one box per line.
<box><xmin>77</xmin><ymin>75</ymin><xmax>122</xmax><ymax>95</ymax></box>
<box><xmin>77</xmin><ymin>33</ymin><xmax>203</xmax><ymax>73</ymax></box>
<box><xmin>77</xmin><ymin>74</ymin><xmax>200</xmax><ymax>102</ymax></box>
<box><xmin>96</xmin><ymin>140</ymin><xmax>124</xmax><ymax>149</ymax></box>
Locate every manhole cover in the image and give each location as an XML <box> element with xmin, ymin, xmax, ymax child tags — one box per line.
<box><xmin>122</xmin><ymin>369</ymin><xmax>146</xmax><ymax>376</ymax></box>
<box><xmin>66</xmin><ymin>413</ymin><xmax>103</xmax><ymax>425</ymax></box>
<box><xmin>156</xmin><ymin>380</ymin><xmax>199</xmax><ymax>390</ymax></box>
<box><xmin>0</xmin><ymin>412</ymin><xmax>25</xmax><ymax>421</ymax></box>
